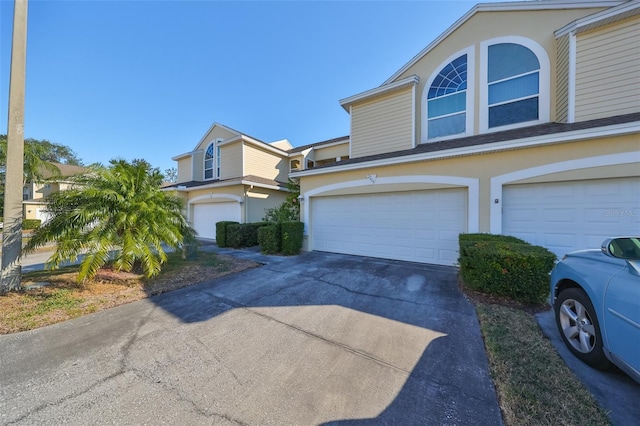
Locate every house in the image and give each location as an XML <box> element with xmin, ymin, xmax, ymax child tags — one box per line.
<box><xmin>23</xmin><ymin>162</ymin><xmax>86</xmax><ymax>222</ymax></box>
<box><xmin>166</xmin><ymin>123</ymin><xmax>350</xmax><ymax>240</ymax></box>
<box><xmin>291</xmin><ymin>0</ymin><xmax>640</xmax><ymax>266</ymax></box>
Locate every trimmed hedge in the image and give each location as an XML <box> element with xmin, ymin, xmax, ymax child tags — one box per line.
<box><xmin>258</xmin><ymin>224</ymin><xmax>281</xmax><ymax>254</ymax></box>
<box><xmin>281</xmin><ymin>221</ymin><xmax>304</xmax><ymax>255</ymax></box>
<box><xmin>226</xmin><ymin>222</ymin><xmax>270</xmax><ymax>248</ymax></box>
<box><xmin>458</xmin><ymin>233</ymin><xmax>556</xmax><ymax>304</ymax></box>
<box><xmin>215</xmin><ymin>221</ymin><xmax>238</xmax><ymax>247</ymax></box>
<box><xmin>23</xmin><ymin>219</ymin><xmax>42</xmax><ymax>230</ymax></box>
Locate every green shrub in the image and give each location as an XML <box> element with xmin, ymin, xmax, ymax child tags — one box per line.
<box><xmin>258</xmin><ymin>224</ymin><xmax>281</xmax><ymax>254</ymax></box>
<box><xmin>281</xmin><ymin>221</ymin><xmax>304</xmax><ymax>255</ymax></box>
<box><xmin>226</xmin><ymin>223</ymin><xmax>268</xmax><ymax>248</ymax></box>
<box><xmin>22</xmin><ymin>219</ymin><xmax>42</xmax><ymax>230</ymax></box>
<box><xmin>458</xmin><ymin>233</ymin><xmax>556</xmax><ymax>304</ymax></box>
<box><xmin>215</xmin><ymin>221</ymin><xmax>238</xmax><ymax>247</ymax></box>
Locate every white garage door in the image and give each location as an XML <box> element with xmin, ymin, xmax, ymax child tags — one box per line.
<box><xmin>311</xmin><ymin>189</ymin><xmax>467</xmax><ymax>266</ymax></box>
<box><xmin>503</xmin><ymin>177</ymin><xmax>640</xmax><ymax>258</ymax></box>
<box><xmin>192</xmin><ymin>202</ymin><xmax>241</xmax><ymax>240</ymax></box>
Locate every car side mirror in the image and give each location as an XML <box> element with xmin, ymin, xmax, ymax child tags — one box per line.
<box><xmin>601</xmin><ymin>237</ymin><xmax>640</xmax><ymax>260</ymax></box>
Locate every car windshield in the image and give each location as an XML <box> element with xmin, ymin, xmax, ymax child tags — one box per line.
<box><xmin>608</xmin><ymin>237</ymin><xmax>640</xmax><ymax>260</ymax></box>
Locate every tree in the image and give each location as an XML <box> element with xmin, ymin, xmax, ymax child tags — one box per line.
<box><xmin>0</xmin><ymin>135</ymin><xmax>83</xmax><ymax>216</ymax></box>
<box><xmin>164</xmin><ymin>167</ymin><xmax>178</xmax><ymax>183</ymax></box>
<box><xmin>263</xmin><ymin>178</ymin><xmax>300</xmax><ymax>223</ymax></box>
<box><xmin>23</xmin><ymin>159</ymin><xmax>196</xmax><ymax>281</ymax></box>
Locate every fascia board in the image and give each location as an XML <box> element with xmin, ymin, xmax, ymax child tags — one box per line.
<box><xmin>339</xmin><ymin>75</ymin><xmax>419</xmax><ymax>112</ymax></box>
<box><xmin>225</xmin><ymin>135</ymin><xmax>289</xmax><ymax>156</ymax></box>
<box><xmin>192</xmin><ymin>122</ymin><xmax>242</xmax><ymax>151</ymax></box>
<box><xmin>167</xmin><ymin>179</ymin><xmax>287</xmax><ymax>193</ymax></box>
<box><xmin>384</xmin><ymin>1</ymin><xmax>623</xmax><ymax>85</ymax></box>
<box><xmin>172</xmin><ymin>151</ymin><xmax>198</xmax><ymax>161</ymax></box>
<box><xmin>291</xmin><ymin>121</ymin><xmax>640</xmax><ymax>178</ymax></box>
<box><xmin>555</xmin><ymin>0</ymin><xmax>639</xmax><ymax>37</ymax></box>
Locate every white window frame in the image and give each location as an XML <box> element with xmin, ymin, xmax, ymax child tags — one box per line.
<box><xmin>479</xmin><ymin>36</ymin><xmax>550</xmax><ymax>134</ymax></box>
<box><xmin>204</xmin><ymin>138</ymin><xmax>223</xmax><ymax>180</ymax></box>
<box><xmin>422</xmin><ymin>46</ymin><xmax>475</xmax><ymax>143</ymax></box>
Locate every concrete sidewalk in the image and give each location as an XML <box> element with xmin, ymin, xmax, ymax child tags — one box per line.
<box><xmin>1</xmin><ymin>251</ymin><xmax>502</xmax><ymax>425</ymax></box>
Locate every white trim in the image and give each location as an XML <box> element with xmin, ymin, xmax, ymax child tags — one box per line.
<box><xmin>421</xmin><ymin>46</ymin><xmax>475</xmax><ymax>143</ymax></box>
<box><xmin>192</xmin><ymin>122</ymin><xmax>241</xmax><ymax>151</ymax></box>
<box><xmin>412</xmin><ymin>82</ymin><xmax>417</xmax><ymax>148</ymax></box>
<box><xmin>348</xmin><ymin>106</ymin><xmax>353</xmax><ymax>159</ymax></box>
<box><xmin>220</xmin><ymin>134</ymin><xmax>289</xmax><ymax>157</ymax></box>
<box><xmin>187</xmin><ymin>193</ymin><xmax>243</xmax><ymax>227</ymax></box>
<box><xmin>204</xmin><ymin>141</ymin><xmax>215</xmax><ymax>181</ymax></box>
<box><xmin>169</xmin><ymin>179</ymin><xmax>287</xmax><ymax>193</ymax></box>
<box><xmin>190</xmin><ymin>152</ymin><xmax>198</xmax><ymax>181</ymax></box>
<box><xmin>568</xmin><ymin>31</ymin><xmax>577</xmax><ymax>123</ymax></box>
<box><xmin>291</xmin><ymin>120</ymin><xmax>640</xmax><ymax>178</ymax></box>
<box><xmin>340</xmin><ymin>75</ymin><xmax>419</xmax><ymax>111</ymax></box>
<box><xmin>384</xmin><ymin>1</ymin><xmax>621</xmax><ymax>85</ymax></box>
<box><xmin>302</xmin><ymin>175</ymin><xmax>479</xmax><ymax>236</ymax></box>
<box><xmin>479</xmin><ymin>36</ymin><xmax>551</xmax><ymax>134</ymax></box>
<box><xmin>555</xmin><ymin>0</ymin><xmax>638</xmax><ymax>37</ymax></box>
<box><xmin>188</xmin><ymin>193</ymin><xmax>243</xmax><ymax>205</ymax></box>
<box><xmin>288</xmin><ymin>139</ymin><xmax>350</xmax><ymax>158</ymax></box>
<box><xmin>489</xmin><ymin>152</ymin><xmax>640</xmax><ymax>234</ymax></box>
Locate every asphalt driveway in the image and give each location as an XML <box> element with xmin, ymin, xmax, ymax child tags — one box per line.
<box><xmin>1</xmin><ymin>251</ymin><xmax>502</xmax><ymax>425</ymax></box>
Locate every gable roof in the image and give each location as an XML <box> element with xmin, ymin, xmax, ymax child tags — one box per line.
<box><xmin>288</xmin><ymin>135</ymin><xmax>350</xmax><ymax>154</ymax></box>
<box><xmin>291</xmin><ymin>113</ymin><xmax>640</xmax><ymax>176</ymax></box>
<box><xmin>41</xmin><ymin>162</ymin><xmax>87</xmax><ymax>179</ymax></box>
<box><xmin>382</xmin><ymin>0</ymin><xmax>624</xmax><ymax>85</ymax></box>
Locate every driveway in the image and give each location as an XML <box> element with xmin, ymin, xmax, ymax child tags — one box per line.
<box><xmin>1</xmin><ymin>251</ymin><xmax>502</xmax><ymax>425</ymax></box>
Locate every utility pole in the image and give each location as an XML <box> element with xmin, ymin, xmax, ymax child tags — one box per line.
<box><xmin>1</xmin><ymin>0</ymin><xmax>28</xmax><ymax>294</ymax></box>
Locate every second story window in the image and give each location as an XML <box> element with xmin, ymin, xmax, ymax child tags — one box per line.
<box><xmin>428</xmin><ymin>54</ymin><xmax>467</xmax><ymax>139</ymax></box>
<box><xmin>204</xmin><ymin>142</ymin><xmax>215</xmax><ymax>179</ymax></box>
<box><xmin>487</xmin><ymin>43</ymin><xmax>540</xmax><ymax>128</ymax></box>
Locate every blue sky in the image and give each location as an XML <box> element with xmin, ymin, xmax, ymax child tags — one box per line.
<box><xmin>2</xmin><ymin>0</ymin><xmax>503</xmax><ymax>173</ymax></box>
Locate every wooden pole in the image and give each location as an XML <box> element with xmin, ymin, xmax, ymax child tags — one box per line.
<box><xmin>1</xmin><ymin>0</ymin><xmax>28</xmax><ymax>293</ymax></box>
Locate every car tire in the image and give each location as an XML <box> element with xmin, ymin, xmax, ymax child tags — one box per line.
<box><xmin>554</xmin><ymin>287</ymin><xmax>612</xmax><ymax>370</ymax></box>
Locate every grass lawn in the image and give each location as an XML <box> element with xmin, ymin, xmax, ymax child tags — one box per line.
<box><xmin>0</xmin><ymin>250</ymin><xmax>258</xmax><ymax>334</ymax></box>
<box><xmin>463</xmin><ymin>287</ymin><xmax>612</xmax><ymax>426</ymax></box>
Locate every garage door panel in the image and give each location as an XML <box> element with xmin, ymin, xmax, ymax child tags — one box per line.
<box><xmin>311</xmin><ymin>189</ymin><xmax>467</xmax><ymax>266</ymax></box>
<box><xmin>192</xmin><ymin>202</ymin><xmax>241</xmax><ymax>240</ymax></box>
<box><xmin>503</xmin><ymin>177</ymin><xmax>639</xmax><ymax>258</ymax></box>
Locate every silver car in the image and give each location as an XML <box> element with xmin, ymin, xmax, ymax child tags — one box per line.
<box><xmin>549</xmin><ymin>237</ymin><xmax>640</xmax><ymax>383</ymax></box>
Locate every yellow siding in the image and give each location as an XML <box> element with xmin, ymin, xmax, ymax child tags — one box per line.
<box><xmin>351</xmin><ymin>87</ymin><xmax>413</xmax><ymax>159</ymax></box>
<box><xmin>220</xmin><ymin>142</ymin><xmax>243</xmax><ymax>180</ymax></box>
<box><xmin>177</xmin><ymin>157</ymin><xmax>192</xmax><ymax>183</ymax></box>
<box><xmin>300</xmin><ymin>133</ymin><xmax>639</xmax><ymax>233</ymax></box>
<box><xmin>314</xmin><ymin>143</ymin><xmax>350</xmax><ymax>161</ymax></box>
<box><xmin>192</xmin><ymin>151</ymin><xmax>204</xmax><ymax>181</ymax></box>
<box><xmin>556</xmin><ymin>34</ymin><xmax>570</xmax><ymax>123</ymax></box>
<box><xmin>245</xmin><ymin>189</ymin><xmax>288</xmax><ymax>223</ymax></box>
<box><xmin>243</xmin><ymin>143</ymin><xmax>287</xmax><ymax>181</ymax></box>
<box><xmin>575</xmin><ymin>16</ymin><xmax>640</xmax><ymax>121</ymax></box>
<box><xmin>393</xmin><ymin>8</ymin><xmax>607</xmax><ymax>136</ymax></box>
<box><xmin>195</xmin><ymin>126</ymin><xmax>238</xmax><ymax>151</ymax></box>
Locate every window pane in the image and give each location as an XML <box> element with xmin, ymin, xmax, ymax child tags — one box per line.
<box><xmin>204</xmin><ymin>159</ymin><xmax>213</xmax><ymax>169</ymax></box>
<box><xmin>489</xmin><ymin>97</ymin><xmax>538</xmax><ymax>128</ymax></box>
<box><xmin>488</xmin><ymin>43</ymin><xmax>540</xmax><ymax>83</ymax></box>
<box><xmin>428</xmin><ymin>91</ymin><xmax>466</xmax><ymax>118</ymax></box>
<box><xmin>428</xmin><ymin>113</ymin><xmax>466</xmax><ymax>138</ymax></box>
<box><xmin>204</xmin><ymin>169</ymin><xmax>213</xmax><ymax>179</ymax></box>
<box><xmin>205</xmin><ymin>143</ymin><xmax>214</xmax><ymax>159</ymax></box>
<box><xmin>428</xmin><ymin>54</ymin><xmax>467</xmax><ymax>98</ymax></box>
<box><xmin>488</xmin><ymin>72</ymin><xmax>539</xmax><ymax>105</ymax></box>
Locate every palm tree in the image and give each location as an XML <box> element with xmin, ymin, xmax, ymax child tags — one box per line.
<box><xmin>23</xmin><ymin>159</ymin><xmax>196</xmax><ymax>281</ymax></box>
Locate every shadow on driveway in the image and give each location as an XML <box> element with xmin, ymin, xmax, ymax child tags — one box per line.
<box><xmin>145</xmin><ymin>250</ymin><xmax>503</xmax><ymax>425</ymax></box>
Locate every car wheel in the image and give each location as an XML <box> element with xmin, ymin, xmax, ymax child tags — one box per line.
<box><xmin>554</xmin><ymin>288</ymin><xmax>612</xmax><ymax>370</ymax></box>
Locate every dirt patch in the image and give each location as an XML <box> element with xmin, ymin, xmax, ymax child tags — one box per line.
<box><xmin>458</xmin><ymin>275</ymin><xmax>551</xmax><ymax>315</ymax></box>
<box><xmin>0</xmin><ymin>254</ymin><xmax>259</xmax><ymax>334</ymax></box>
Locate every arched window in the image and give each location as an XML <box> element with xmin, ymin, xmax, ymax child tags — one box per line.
<box><xmin>487</xmin><ymin>43</ymin><xmax>540</xmax><ymax>128</ymax></box>
<box><xmin>427</xmin><ymin>54</ymin><xmax>468</xmax><ymax>139</ymax></box>
<box><xmin>204</xmin><ymin>142</ymin><xmax>215</xmax><ymax>179</ymax></box>
<box><xmin>204</xmin><ymin>139</ymin><xmax>223</xmax><ymax>180</ymax></box>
